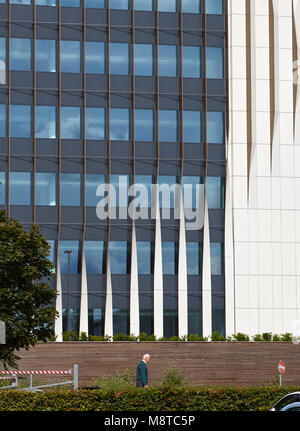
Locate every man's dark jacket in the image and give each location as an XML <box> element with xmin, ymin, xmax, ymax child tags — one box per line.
<box><xmin>136</xmin><ymin>360</ymin><xmax>148</xmax><ymax>387</ymax></box>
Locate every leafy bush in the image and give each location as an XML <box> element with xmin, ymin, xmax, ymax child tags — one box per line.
<box><xmin>232</xmin><ymin>333</ymin><xmax>250</xmax><ymax>342</ymax></box>
<box><xmin>92</xmin><ymin>369</ymin><xmax>134</xmax><ymax>391</ymax></box>
<box><xmin>211</xmin><ymin>331</ymin><xmax>226</xmax><ymax>341</ymax></box>
<box><xmin>262</xmin><ymin>333</ymin><xmax>272</xmax><ymax>342</ymax></box>
<box><xmin>159</xmin><ymin>366</ymin><xmax>184</xmax><ymax>387</ymax></box>
<box><xmin>62</xmin><ymin>331</ymin><xmax>79</xmax><ymax>342</ymax></box>
<box><xmin>0</xmin><ymin>386</ymin><xmax>299</xmax><ymax>411</ymax></box>
<box><xmin>280</xmin><ymin>333</ymin><xmax>293</xmax><ymax>342</ymax></box>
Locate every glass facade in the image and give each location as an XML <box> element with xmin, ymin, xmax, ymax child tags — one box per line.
<box><xmin>0</xmin><ymin>0</ymin><xmax>227</xmax><ymax>338</ymax></box>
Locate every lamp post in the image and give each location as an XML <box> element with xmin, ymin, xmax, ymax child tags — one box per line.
<box><xmin>64</xmin><ymin>250</ymin><xmax>72</xmax><ymax>334</ymax></box>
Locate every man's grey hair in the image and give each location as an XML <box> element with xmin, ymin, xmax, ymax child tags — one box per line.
<box><xmin>143</xmin><ymin>353</ymin><xmax>150</xmax><ymax>359</ymax></box>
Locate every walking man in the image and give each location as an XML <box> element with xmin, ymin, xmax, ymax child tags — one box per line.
<box><xmin>136</xmin><ymin>353</ymin><xmax>150</xmax><ymax>388</ymax></box>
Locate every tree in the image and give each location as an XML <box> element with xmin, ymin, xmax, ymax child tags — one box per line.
<box><xmin>0</xmin><ymin>211</ymin><xmax>57</xmax><ymax>369</ymax></box>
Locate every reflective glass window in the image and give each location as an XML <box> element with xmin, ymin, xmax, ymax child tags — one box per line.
<box><xmin>206</xmin><ymin>0</ymin><xmax>222</xmax><ymax>15</ymax></box>
<box><xmin>182</xmin><ymin>176</ymin><xmax>201</xmax><ymax>209</ymax></box>
<box><xmin>59</xmin><ymin>240</ymin><xmax>79</xmax><ymax>274</ymax></box>
<box><xmin>35</xmin><ymin>173</ymin><xmax>56</xmax><ymax>206</ymax></box>
<box><xmin>86</xmin><ymin>0</ymin><xmax>104</xmax><ymax>7</ymax></box>
<box><xmin>61</xmin><ymin>41</ymin><xmax>81</xmax><ymax>73</ymax></box>
<box><xmin>36</xmin><ymin>0</ymin><xmax>56</xmax><ymax>5</ymax></box>
<box><xmin>110</xmin><ymin>0</ymin><xmax>128</xmax><ymax>9</ymax></box>
<box><xmin>10</xmin><ymin>105</ymin><xmax>31</xmax><ymax>138</ymax></box>
<box><xmin>61</xmin><ymin>107</ymin><xmax>81</xmax><ymax>139</ymax></box>
<box><xmin>85</xmin><ymin>241</ymin><xmax>104</xmax><ymax>274</ymax></box>
<box><xmin>158</xmin><ymin>0</ymin><xmax>176</xmax><ymax>12</ymax></box>
<box><xmin>36</xmin><ymin>106</ymin><xmax>56</xmax><ymax>139</ymax></box>
<box><xmin>207</xmin><ymin>111</ymin><xmax>224</xmax><ymax>143</ymax></box>
<box><xmin>110</xmin><ymin>43</ymin><xmax>129</xmax><ymax>75</ymax></box>
<box><xmin>183</xmin><ymin>111</ymin><xmax>201</xmax><ymax>143</ymax></box>
<box><xmin>0</xmin><ymin>104</ymin><xmax>5</xmax><ymax>137</ymax></box>
<box><xmin>135</xmin><ymin>175</ymin><xmax>153</xmax><ymax>208</ymax></box>
<box><xmin>36</xmin><ymin>39</ymin><xmax>56</xmax><ymax>72</ymax></box>
<box><xmin>137</xmin><ymin>242</ymin><xmax>151</xmax><ymax>275</ymax></box>
<box><xmin>86</xmin><ymin>173</ymin><xmax>105</xmax><ymax>207</ymax></box>
<box><xmin>182</xmin><ymin>0</ymin><xmax>200</xmax><ymax>13</ymax></box>
<box><xmin>88</xmin><ymin>308</ymin><xmax>104</xmax><ymax>337</ymax></box>
<box><xmin>186</xmin><ymin>242</ymin><xmax>201</xmax><ymax>275</ymax></box>
<box><xmin>61</xmin><ymin>0</ymin><xmax>80</xmax><ymax>6</ymax></box>
<box><xmin>61</xmin><ymin>173</ymin><xmax>81</xmax><ymax>206</ymax></box>
<box><xmin>111</xmin><ymin>174</ymin><xmax>129</xmax><ymax>207</ymax></box>
<box><xmin>182</xmin><ymin>46</ymin><xmax>201</xmax><ymax>78</ymax></box>
<box><xmin>10</xmin><ymin>38</ymin><xmax>31</xmax><ymax>71</ymax></box>
<box><xmin>158</xmin><ymin>175</ymin><xmax>177</xmax><ymax>209</ymax></box>
<box><xmin>10</xmin><ymin>172</ymin><xmax>31</xmax><ymax>205</ymax></box>
<box><xmin>134</xmin><ymin>0</ymin><xmax>152</xmax><ymax>10</ymax></box>
<box><xmin>110</xmin><ymin>108</ymin><xmax>129</xmax><ymax>141</ymax></box>
<box><xmin>206</xmin><ymin>177</ymin><xmax>225</xmax><ymax>209</ymax></box>
<box><xmin>159</xmin><ymin>45</ymin><xmax>177</xmax><ymax>77</ymax></box>
<box><xmin>0</xmin><ymin>1</ymin><xmax>4</xmax><ymax>3</ymax></box>
<box><xmin>85</xmin><ymin>42</ymin><xmax>104</xmax><ymax>74</ymax></box>
<box><xmin>47</xmin><ymin>240</ymin><xmax>55</xmax><ymax>268</ymax></box>
<box><xmin>135</xmin><ymin>109</ymin><xmax>153</xmax><ymax>142</ymax></box>
<box><xmin>210</xmin><ymin>242</ymin><xmax>224</xmax><ymax>275</ymax></box>
<box><xmin>134</xmin><ymin>44</ymin><xmax>153</xmax><ymax>76</ymax></box>
<box><xmin>159</xmin><ymin>110</ymin><xmax>177</xmax><ymax>142</ymax></box>
<box><xmin>113</xmin><ymin>309</ymin><xmax>129</xmax><ymax>335</ymax></box>
<box><xmin>0</xmin><ymin>38</ymin><xmax>6</xmax><ymax>71</ymax></box>
<box><xmin>162</xmin><ymin>242</ymin><xmax>175</xmax><ymax>275</ymax></box>
<box><xmin>206</xmin><ymin>47</ymin><xmax>223</xmax><ymax>79</ymax></box>
<box><xmin>11</xmin><ymin>0</ymin><xmax>30</xmax><ymax>4</ymax></box>
<box><xmin>85</xmin><ymin>107</ymin><xmax>105</xmax><ymax>140</ymax></box>
<box><xmin>0</xmin><ymin>172</ymin><xmax>5</xmax><ymax>205</ymax></box>
<box><xmin>109</xmin><ymin>241</ymin><xmax>128</xmax><ymax>274</ymax></box>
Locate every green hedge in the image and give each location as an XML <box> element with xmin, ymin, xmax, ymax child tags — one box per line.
<box><xmin>0</xmin><ymin>386</ymin><xmax>299</xmax><ymax>411</ymax></box>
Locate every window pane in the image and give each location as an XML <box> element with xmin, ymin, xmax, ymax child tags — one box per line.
<box><xmin>10</xmin><ymin>105</ymin><xmax>31</xmax><ymax>138</ymax></box>
<box><xmin>182</xmin><ymin>176</ymin><xmax>201</xmax><ymax>209</ymax></box>
<box><xmin>111</xmin><ymin>175</ymin><xmax>129</xmax><ymax>207</ymax></box>
<box><xmin>36</xmin><ymin>39</ymin><xmax>56</xmax><ymax>72</ymax></box>
<box><xmin>186</xmin><ymin>242</ymin><xmax>201</xmax><ymax>275</ymax></box>
<box><xmin>110</xmin><ymin>0</ymin><xmax>128</xmax><ymax>9</ymax></box>
<box><xmin>134</xmin><ymin>0</ymin><xmax>152</xmax><ymax>10</ymax></box>
<box><xmin>47</xmin><ymin>240</ymin><xmax>55</xmax><ymax>267</ymax></box>
<box><xmin>36</xmin><ymin>0</ymin><xmax>56</xmax><ymax>5</ymax></box>
<box><xmin>207</xmin><ymin>111</ymin><xmax>224</xmax><ymax>143</ymax></box>
<box><xmin>0</xmin><ymin>104</ymin><xmax>5</xmax><ymax>137</ymax></box>
<box><xmin>88</xmin><ymin>308</ymin><xmax>104</xmax><ymax>337</ymax></box>
<box><xmin>61</xmin><ymin>107</ymin><xmax>81</xmax><ymax>139</ymax></box>
<box><xmin>86</xmin><ymin>173</ymin><xmax>105</xmax><ymax>207</ymax></box>
<box><xmin>10</xmin><ymin>172</ymin><xmax>31</xmax><ymax>205</ymax></box>
<box><xmin>110</xmin><ymin>241</ymin><xmax>128</xmax><ymax>274</ymax></box>
<box><xmin>159</xmin><ymin>45</ymin><xmax>177</xmax><ymax>77</ymax></box>
<box><xmin>85</xmin><ymin>42</ymin><xmax>104</xmax><ymax>74</ymax></box>
<box><xmin>0</xmin><ymin>38</ymin><xmax>6</xmax><ymax>75</ymax></box>
<box><xmin>110</xmin><ymin>108</ymin><xmax>129</xmax><ymax>141</ymax></box>
<box><xmin>182</xmin><ymin>46</ymin><xmax>200</xmax><ymax>78</ymax></box>
<box><xmin>86</xmin><ymin>0</ymin><xmax>104</xmax><ymax>7</ymax></box>
<box><xmin>158</xmin><ymin>175</ymin><xmax>177</xmax><ymax>209</ymax></box>
<box><xmin>59</xmin><ymin>241</ymin><xmax>79</xmax><ymax>274</ymax></box>
<box><xmin>36</xmin><ymin>106</ymin><xmax>56</xmax><ymax>139</ymax></box>
<box><xmin>211</xmin><ymin>243</ymin><xmax>224</xmax><ymax>275</ymax></box>
<box><xmin>206</xmin><ymin>47</ymin><xmax>223</xmax><ymax>79</ymax></box>
<box><xmin>159</xmin><ymin>110</ymin><xmax>177</xmax><ymax>142</ymax></box>
<box><xmin>135</xmin><ymin>109</ymin><xmax>153</xmax><ymax>142</ymax></box>
<box><xmin>85</xmin><ymin>241</ymin><xmax>104</xmax><ymax>274</ymax></box>
<box><xmin>135</xmin><ymin>175</ymin><xmax>153</xmax><ymax>208</ymax></box>
<box><xmin>0</xmin><ymin>172</ymin><xmax>5</xmax><ymax>205</ymax></box>
<box><xmin>85</xmin><ymin>107</ymin><xmax>105</xmax><ymax>140</ymax></box>
<box><xmin>206</xmin><ymin>177</ymin><xmax>224</xmax><ymax>209</ymax></box>
<box><xmin>182</xmin><ymin>0</ymin><xmax>200</xmax><ymax>13</ymax></box>
<box><xmin>162</xmin><ymin>242</ymin><xmax>175</xmax><ymax>275</ymax></box>
<box><xmin>61</xmin><ymin>173</ymin><xmax>81</xmax><ymax>206</ymax></box>
<box><xmin>61</xmin><ymin>41</ymin><xmax>81</xmax><ymax>73</ymax></box>
<box><xmin>10</xmin><ymin>38</ymin><xmax>31</xmax><ymax>71</ymax></box>
<box><xmin>137</xmin><ymin>241</ymin><xmax>151</xmax><ymax>275</ymax></box>
<box><xmin>134</xmin><ymin>44</ymin><xmax>153</xmax><ymax>76</ymax></box>
<box><xmin>35</xmin><ymin>173</ymin><xmax>56</xmax><ymax>206</ymax></box>
<box><xmin>113</xmin><ymin>308</ymin><xmax>129</xmax><ymax>335</ymax></box>
<box><xmin>158</xmin><ymin>0</ymin><xmax>176</xmax><ymax>12</ymax></box>
<box><xmin>11</xmin><ymin>0</ymin><xmax>30</xmax><ymax>4</ymax></box>
<box><xmin>61</xmin><ymin>0</ymin><xmax>80</xmax><ymax>6</ymax></box>
<box><xmin>183</xmin><ymin>111</ymin><xmax>201</xmax><ymax>143</ymax></box>
<box><xmin>110</xmin><ymin>43</ymin><xmax>129</xmax><ymax>75</ymax></box>
<box><xmin>206</xmin><ymin>0</ymin><xmax>222</xmax><ymax>15</ymax></box>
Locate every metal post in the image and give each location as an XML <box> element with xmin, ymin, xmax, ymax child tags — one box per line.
<box><xmin>279</xmin><ymin>373</ymin><xmax>282</xmax><ymax>387</ymax></box>
<box><xmin>29</xmin><ymin>374</ymin><xmax>33</xmax><ymax>390</ymax></box>
<box><xmin>73</xmin><ymin>364</ymin><xmax>78</xmax><ymax>390</ymax></box>
<box><xmin>64</xmin><ymin>250</ymin><xmax>72</xmax><ymax>335</ymax></box>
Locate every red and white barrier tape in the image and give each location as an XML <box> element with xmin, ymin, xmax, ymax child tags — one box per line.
<box><xmin>0</xmin><ymin>370</ymin><xmax>73</xmax><ymax>375</ymax></box>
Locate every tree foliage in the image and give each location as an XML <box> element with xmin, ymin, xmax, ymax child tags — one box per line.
<box><xmin>0</xmin><ymin>211</ymin><xmax>57</xmax><ymax>369</ymax></box>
